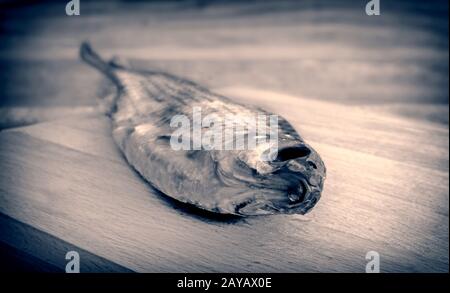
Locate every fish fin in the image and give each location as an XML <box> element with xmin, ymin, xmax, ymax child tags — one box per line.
<box><xmin>109</xmin><ymin>56</ymin><xmax>133</xmax><ymax>70</ymax></box>
<box><xmin>80</xmin><ymin>42</ymin><xmax>122</xmax><ymax>88</ymax></box>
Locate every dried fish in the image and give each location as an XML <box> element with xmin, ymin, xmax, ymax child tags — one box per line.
<box><xmin>80</xmin><ymin>42</ymin><xmax>326</xmax><ymax>216</ymax></box>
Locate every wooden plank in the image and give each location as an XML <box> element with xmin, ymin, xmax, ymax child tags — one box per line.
<box><xmin>0</xmin><ymin>0</ymin><xmax>447</xmax><ymax>273</ymax></box>
<box><xmin>0</xmin><ymin>90</ymin><xmax>447</xmax><ymax>272</ymax></box>
<box><xmin>0</xmin><ymin>213</ymin><xmax>133</xmax><ymax>272</ymax></box>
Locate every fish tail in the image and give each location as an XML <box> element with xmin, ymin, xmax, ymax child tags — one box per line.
<box><xmin>80</xmin><ymin>42</ymin><xmax>122</xmax><ymax>88</ymax></box>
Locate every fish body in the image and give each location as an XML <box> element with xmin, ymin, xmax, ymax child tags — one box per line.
<box><xmin>80</xmin><ymin>43</ymin><xmax>326</xmax><ymax>216</ymax></box>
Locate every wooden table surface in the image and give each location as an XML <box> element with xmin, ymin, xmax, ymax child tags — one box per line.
<box><xmin>0</xmin><ymin>0</ymin><xmax>448</xmax><ymax>272</ymax></box>
<box><xmin>0</xmin><ymin>88</ymin><xmax>448</xmax><ymax>272</ymax></box>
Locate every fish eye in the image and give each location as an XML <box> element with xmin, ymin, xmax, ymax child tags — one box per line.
<box><xmin>287</xmin><ymin>182</ymin><xmax>307</xmax><ymax>204</ymax></box>
<box><xmin>275</xmin><ymin>146</ymin><xmax>311</xmax><ymax>162</ymax></box>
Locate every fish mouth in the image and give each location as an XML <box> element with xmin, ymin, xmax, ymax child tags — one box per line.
<box><xmin>287</xmin><ymin>174</ymin><xmax>324</xmax><ymax>214</ymax></box>
<box><xmin>235</xmin><ymin>178</ymin><xmax>319</xmax><ymax>216</ymax></box>
<box><xmin>287</xmin><ymin>191</ymin><xmax>320</xmax><ymax>214</ymax></box>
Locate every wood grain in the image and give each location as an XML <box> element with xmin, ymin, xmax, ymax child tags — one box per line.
<box><xmin>0</xmin><ymin>0</ymin><xmax>448</xmax><ymax>272</ymax></box>
<box><xmin>0</xmin><ymin>89</ymin><xmax>447</xmax><ymax>272</ymax></box>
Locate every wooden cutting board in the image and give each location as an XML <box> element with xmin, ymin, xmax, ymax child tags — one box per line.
<box><xmin>0</xmin><ymin>88</ymin><xmax>448</xmax><ymax>272</ymax></box>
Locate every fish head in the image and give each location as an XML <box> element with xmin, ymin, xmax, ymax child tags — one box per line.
<box><xmin>222</xmin><ymin>141</ymin><xmax>326</xmax><ymax>216</ymax></box>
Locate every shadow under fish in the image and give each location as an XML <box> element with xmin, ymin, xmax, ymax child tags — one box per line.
<box><xmin>80</xmin><ymin>42</ymin><xmax>326</xmax><ymax>216</ymax></box>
